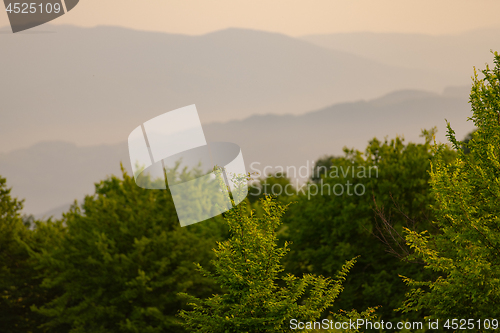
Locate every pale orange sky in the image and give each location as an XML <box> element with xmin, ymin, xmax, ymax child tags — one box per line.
<box><xmin>1</xmin><ymin>0</ymin><xmax>500</xmax><ymax>36</ymax></box>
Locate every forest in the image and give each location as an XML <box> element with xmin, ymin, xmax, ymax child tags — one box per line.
<box><xmin>1</xmin><ymin>53</ymin><xmax>499</xmax><ymax>332</ymax></box>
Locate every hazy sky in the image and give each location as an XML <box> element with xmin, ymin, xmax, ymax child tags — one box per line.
<box><xmin>2</xmin><ymin>0</ymin><xmax>500</xmax><ymax>36</ymax></box>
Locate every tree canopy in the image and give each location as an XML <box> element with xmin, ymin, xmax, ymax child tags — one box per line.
<box><xmin>400</xmin><ymin>52</ymin><xmax>500</xmax><ymax>322</ymax></box>
<box><xmin>31</xmin><ymin>168</ymin><xmax>226</xmax><ymax>333</ymax></box>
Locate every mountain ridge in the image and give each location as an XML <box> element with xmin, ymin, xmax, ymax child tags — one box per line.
<box><xmin>301</xmin><ymin>29</ymin><xmax>500</xmax><ymax>73</ymax></box>
<box><xmin>1</xmin><ymin>88</ymin><xmax>475</xmax><ymax>216</ymax></box>
<box><xmin>1</xmin><ymin>24</ymin><xmax>462</xmax><ymax>153</ymax></box>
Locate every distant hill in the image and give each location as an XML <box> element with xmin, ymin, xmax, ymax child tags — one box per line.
<box><xmin>0</xmin><ymin>141</ymin><xmax>128</xmax><ymax>218</ymax></box>
<box><xmin>1</xmin><ymin>25</ymin><xmax>461</xmax><ymax>153</ymax></box>
<box><xmin>0</xmin><ymin>88</ymin><xmax>475</xmax><ymax>217</ymax></box>
<box><xmin>203</xmin><ymin>88</ymin><xmax>474</xmax><ymax>182</ymax></box>
<box><xmin>302</xmin><ymin>29</ymin><xmax>500</xmax><ymax>74</ymax></box>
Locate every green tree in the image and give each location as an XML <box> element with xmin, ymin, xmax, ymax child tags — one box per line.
<box><xmin>178</xmin><ymin>189</ymin><xmax>365</xmax><ymax>332</ymax></box>
<box><xmin>0</xmin><ymin>175</ymin><xmax>63</xmax><ymax>333</ymax></box>
<box><xmin>32</xmin><ymin>167</ymin><xmax>226</xmax><ymax>333</ymax></box>
<box><xmin>0</xmin><ymin>175</ymin><xmax>35</xmax><ymax>332</ymax></box>
<box><xmin>400</xmin><ymin>52</ymin><xmax>500</xmax><ymax>321</ymax></box>
<box><xmin>283</xmin><ymin>131</ymin><xmax>456</xmax><ymax>322</ymax></box>
<box><xmin>247</xmin><ymin>172</ymin><xmax>296</xmax><ymax>205</ymax></box>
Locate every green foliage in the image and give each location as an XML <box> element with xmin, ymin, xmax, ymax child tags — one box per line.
<box><xmin>0</xmin><ymin>175</ymin><xmax>63</xmax><ymax>333</ymax></box>
<box><xmin>31</xmin><ymin>167</ymin><xmax>226</xmax><ymax>333</ymax></box>
<box><xmin>461</xmin><ymin>129</ymin><xmax>477</xmax><ymax>154</ymax></box>
<box><xmin>0</xmin><ymin>175</ymin><xmax>35</xmax><ymax>332</ymax></box>
<box><xmin>247</xmin><ymin>172</ymin><xmax>296</xmax><ymax>205</ymax></box>
<box><xmin>283</xmin><ymin>131</ymin><xmax>456</xmax><ymax>321</ymax></box>
<box><xmin>330</xmin><ymin>307</ymin><xmax>380</xmax><ymax>333</ymax></box>
<box><xmin>178</xmin><ymin>191</ymin><xmax>362</xmax><ymax>333</ymax></box>
<box><xmin>400</xmin><ymin>52</ymin><xmax>500</xmax><ymax>321</ymax></box>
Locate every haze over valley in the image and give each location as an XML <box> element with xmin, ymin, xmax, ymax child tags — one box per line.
<box><xmin>0</xmin><ymin>24</ymin><xmax>493</xmax><ymax>216</ymax></box>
